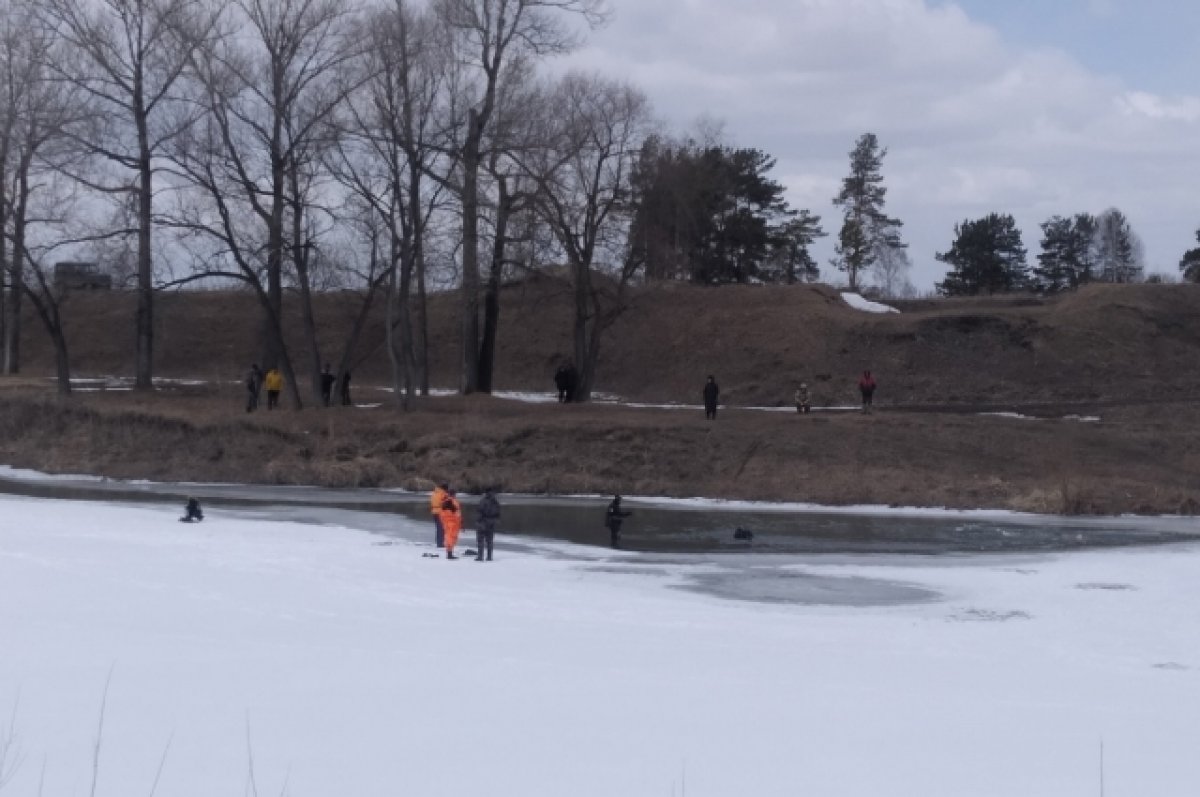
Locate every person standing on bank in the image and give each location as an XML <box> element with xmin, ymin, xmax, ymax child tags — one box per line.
<box><xmin>246</xmin><ymin>363</ymin><xmax>263</xmax><ymax>413</ymax></box>
<box><xmin>703</xmin><ymin>375</ymin><xmax>720</xmax><ymax>420</ymax></box>
<box><xmin>795</xmin><ymin>383</ymin><xmax>811</xmax><ymax>414</ymax></box>
<box><xmin>340</xmin><ymin>370</ymin><xmax>352</xmax><ymax>406</ymax></box>
<box><xmin>442</xmin><ymin>491</ymin><xmax>463</xmax><ymax>560</ymax></box>
<box><xmin>858</xmin><ymin>370</ymin><xmax>877</xmax><ymax>412</ymax></box>
<box><xmin>430</xmin><ymin>482</ymin><xmax>448</xmax><ymax>548</ymax></box>
<box><xmin>320</xmin><ymin>363</ymin><xmax>336</xmax><ymax>407</ymax></box>
<box><xmin>605</xmin><ymin>495</ymin><xmax>632</xmax><ymax>549</ymax></box>
<box><xmin>475</xmin><ymin>488</ymin><xmax>500</xmax><ymax>561</ymax></box>
<box><xmin>264</xmin><ymin>366</ymin><xmax>284</xmax><ymax>410</ymax></box>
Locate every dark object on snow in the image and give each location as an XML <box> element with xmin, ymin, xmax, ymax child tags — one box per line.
<box><xmin>733</xmin><ymin>527</ymin><xmax>754</xmax><ymax>541</ymax></box>
<box><xmin>180</xmin><ymin>498</ymin><xmax>204</xmax><ymax>523</ymax></box>
<box><xmin>422</xmin><ymin>552</ymin><xmax>439</xmax><ymax>558</ymax></box>
<box><xmin>605</xmin><ymin>495</ymin><xmax>632</xmax><ymax>548</ymax></box>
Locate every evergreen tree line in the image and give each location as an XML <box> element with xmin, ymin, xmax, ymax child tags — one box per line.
<box><xmin>935</xmin><ymin>207</ymin><xmax>1168</xmax><ymax>296</ymax></box>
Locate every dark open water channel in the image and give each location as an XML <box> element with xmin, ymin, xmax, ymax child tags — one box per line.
<box><xmin>2</xmin><ymin>471</ymin><xmax>1196</xmax><ymax>555</ymax></box>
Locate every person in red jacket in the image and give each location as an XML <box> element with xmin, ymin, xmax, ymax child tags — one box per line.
<box><xmin>441</xmin><ymin>492</ymin><xmax>463</xmax><ymax>560</ymax></box>
<box><xmin>858</xmin><ymin>370</ymin><xmax>877</xmax><ymax>412</ymax></box>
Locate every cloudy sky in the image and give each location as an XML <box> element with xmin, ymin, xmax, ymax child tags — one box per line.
<box><xmin>567</xmin><ymin>0</ymin><xmax>1200</xmax><ymax>289</ymax></box>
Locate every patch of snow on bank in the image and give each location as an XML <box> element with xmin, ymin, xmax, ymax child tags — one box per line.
<box><xmin>841</xmin><ymin>292</ymin><xmax>899</xmax><ymax>313</ymax></box>
<box><xmin>0</xmin><ymin>465</ymin><xmax>108</xmax><ymax>483</ymax></box>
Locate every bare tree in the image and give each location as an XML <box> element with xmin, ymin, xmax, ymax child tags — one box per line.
<box><xmin>870</xmin><ymin>243</ymin><xmax>915</xmax><ymax>298</ymax></box>
<box><xmin>521</xmin><ymin>72</ymin><xmax>650</xmax><ymax>401</ymax></box>
<box><xmin>38</xmin><ymin>0</ymin><xmax>218</xmax><ymax>390</ymax></box>
<box><xmin>165</xmin><ymin>0</ymin><xmax>364</xmax><ymax>409</ymax></box>
<box><xmin>331</xmin><ymin>0</ymin><xmax>450</xmax><ymax>408</ymax></box>
<box><xmin>0</xmin><ymin>0</ymin><xmax>42</xmax><ymax>374</ymax></box>
<box><xmin>1</xmin><ymin>5</ymin><xmax>86</xmax><ymax>394</ymax></box>
<box><xmin>436</xmin><ymin>0</ymin><xmax>608</xmax><ymax>393</ymax></box>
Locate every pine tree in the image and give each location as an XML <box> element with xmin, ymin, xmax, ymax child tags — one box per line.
<box><xmin>1180</xmin><ymin>228</ymin><xmax>1200</xmax><ymax>283</ymax></box>
<box><xmin>766</xmin><ymin>211</ymin><xmax>826</xmax><ymax>284</ymax></box>
<box><xmin>936</xmin><ymin>213</ymin><xmax>1029</xmax><ymax>296</ymax></box>
<box><xmin>1034</xmin><ymin>216</ymin><xmax>1074</xmax><ymax>293</ymax></box>
<box><xmin>832</xmin><ymin>132</ymin><xmax>904</xmax><ymax>291</ymax></box>
<box><xmin>1033</xmin><ymin>213</ymin><xmax>1097</xmax><ymax>292</ymax></box>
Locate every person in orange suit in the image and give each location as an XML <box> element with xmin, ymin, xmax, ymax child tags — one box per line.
<box><xmin>441</xmin><ymin>492</ymin><xmax>463</xmax><ymax>560</ymax></box>
<box><xmin>430</xmin><ymin>482</ymin><xmax>448</xmax><ymax>548</ymax></box>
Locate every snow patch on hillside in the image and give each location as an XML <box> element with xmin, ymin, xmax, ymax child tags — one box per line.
<box><xmin>841</xmin><ymin>292</ymin><xmax>900</xmax><ymax>313</ymax></box>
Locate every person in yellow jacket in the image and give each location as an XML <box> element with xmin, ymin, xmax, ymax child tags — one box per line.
<box><xmin>263</xmin><ymin>367</ymin><xmax>284</xmax><ymax>410</ymax></box>
<box><xmin>440</xmin><ymin>491</ymin><xmax>463</xmax><ymax>560</ymax></box>
<box><xmin>429</xmin><ymin>482</ymin><xmax>448</xmax><ymax>548</ymax></box>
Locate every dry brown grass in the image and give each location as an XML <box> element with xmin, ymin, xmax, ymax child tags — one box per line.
<box><xmin>1</xmin><ymin>383</ymin><xmax>1197</xmax><ymax>515</ymax></box>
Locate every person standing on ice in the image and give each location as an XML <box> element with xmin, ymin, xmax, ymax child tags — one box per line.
<box><xmin>605</xmin><ymin>495</ymin><xmax>632</xmax><ymax>548</ymax></box>
<box><xmin>703</xmin><ymin>375</ymin><xmax>720</xmax><ymax>420</ymax></box>
<box><xmin>430</xmin><ymin>482</ymin><xmax>449</xmax><ymax>548</ymax></box>
<box><xmin>441</xmin><ymin>492</ymin><xmax>463</xmax><ymax>560</ymax></box>
<box><xmin>475</xmin><ymin>488</ymin><xmax>500</xmax><ymax>561</ymax></box>
<box><xmin>858</xmin><ymin>370</ymin><xmax>877</xmax><ymax>412</ymax></box>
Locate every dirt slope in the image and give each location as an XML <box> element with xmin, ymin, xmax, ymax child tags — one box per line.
<box><xmin>14</xmin><ymin>280</ymin><xmax>1200</xmax><ymax>409</ymax></box>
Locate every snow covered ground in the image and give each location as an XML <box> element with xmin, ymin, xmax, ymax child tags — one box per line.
<box><xmin>2</xmin><ymin>496</ymin><xmax>1199</xmax><ymax>796</ymax></box>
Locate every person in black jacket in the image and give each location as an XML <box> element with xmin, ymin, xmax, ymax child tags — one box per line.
<box><xmin>703</xmin><ymin>375</ymin><xmax>719</xmax><ymax>420</ymax></box>
<box><xmin>475</xmin><ymin>488</ymin><xmax>501</xmax><ymax>561</ymax></box>
<box><xmin>320</xmin><ymin>363</ymin><xmax>336</xmax><ymax>407</ymax></box>
<box><xmin>245</xmin><ymin>364</ymin><xmax>263</xmax><ymax>413</ymax></box>
<box><xmin>340</xmin><ymin>370</ymin><xmax>353</xmax><ymax>406</ymax></box>
<box><xmin>605</xmin><ymin>495</ymin><xmax>631</xmax><ymax>548</ymax></box>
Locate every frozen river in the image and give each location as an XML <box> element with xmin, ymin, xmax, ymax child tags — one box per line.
<box><xmin>1</xmin><ymin>467</ymin><xmax>1195</xmax><ymax>556</ymax></box>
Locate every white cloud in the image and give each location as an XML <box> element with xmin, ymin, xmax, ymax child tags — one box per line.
<box><xmin>566</xmin><ymin>0</ymin><xmax>1200</xmax><ymax>287</ymax></box>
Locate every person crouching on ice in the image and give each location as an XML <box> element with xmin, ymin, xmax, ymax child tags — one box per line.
<box><xmin>441</xmin><ymin>492</ymin><xmax>463</xmax><ymax>560</ymax></box>
<box><xmin>181</xmin><ymin>497</ymin><xmax>204</xmax><ymax>522</ymax></box>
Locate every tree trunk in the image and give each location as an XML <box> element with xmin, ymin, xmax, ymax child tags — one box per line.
<box><xmin>0</xmin><ymin>160</ymin><xmax>8</xmax><ymax>372</ymax></box>
<box><xmin>51</xmin><ymin>323</ymin><xmax>71</xmax><ymax>396</ymax></box>
<box><xmin>406</xmin><ymin>161</ymin><xmax>423</xmax><ymax>399</ymax></box>
<box><xmin>4</xmin><ymin>165</ymin><xmax>30</xmax><ymax>376</ymax></box>
<box><xmin>385</xmin><ymin>232</ymin><xmax>406</xmax><ymax>410</ymax></box>
<box><xmin>415</xmin><ymin>239</ymin><xmax>429</xmax><ymax>395</ymax></box>
<box><xmin>3</xmin><ymin>252</ymin><xmax>19</xmax><ymax>375</ymax></box>
<box><xmin>459</xmin><ymin>108</ymin><xmax>482</xmax><ymax>394</ymax></box>
<box><xmin>572</xmin><ymin>259</ymin><xmax>591</xmax><ymax>401</ymax></box>
<box><xmin>290</xmin><ymin>182</ymin><xmax>323</xmax><ymax>406</ymax></box>
<box><xmin>477</xmin><ymin>186</ymin><xmax>511</xmax><ymax>393</ymax></box>
<box><xmin>135</xmin><ymin>108</ymin><xmax>154</xmax><ymax>391</ymax></box>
